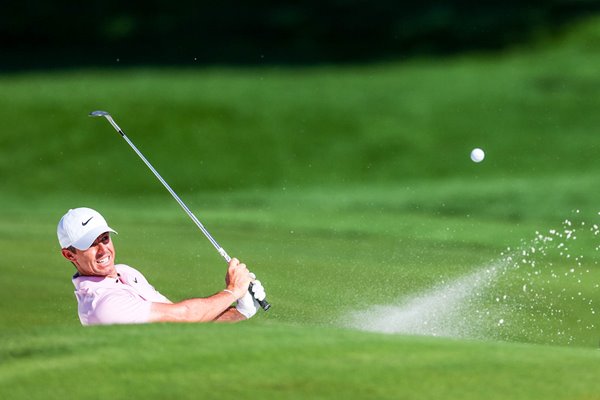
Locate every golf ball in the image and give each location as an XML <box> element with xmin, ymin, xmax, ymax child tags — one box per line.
<box><xmin>470</xmin><ymin>148</ymin><xmax>485</xmax><ymax>163</ymax></box>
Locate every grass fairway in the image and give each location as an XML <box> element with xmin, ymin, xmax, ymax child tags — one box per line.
<box><xmin>2</xmin><ymin>17</ymin><xmax>600</xmax><ymax>400</ymax></box>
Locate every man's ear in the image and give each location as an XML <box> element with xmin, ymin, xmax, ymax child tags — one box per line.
<box><xmin>61</xmin><ymin>248</ymin><xmax>76</xmax><ymax>262</ymax></box>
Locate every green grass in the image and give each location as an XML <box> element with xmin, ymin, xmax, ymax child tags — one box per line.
<box><xmin>2</xmin><ymin>324</ymin><xmax>600</xmax><ymax>400</ymax></box>
<box><xmin>2</xmin><ymin>16</ymin><xmax>600</xmax><ymax>400</ymax></box>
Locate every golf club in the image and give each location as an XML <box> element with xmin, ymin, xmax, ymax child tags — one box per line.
<box><xmin>89</xmin><ymin>110</ymin><xmax>271</xmax><ymax>311</ymax></box>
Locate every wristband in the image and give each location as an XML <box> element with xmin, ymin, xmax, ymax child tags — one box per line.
<box><xmin>223</xmin><ymin>289</ymin><xmax>235</xmax><ymax>298</ymax></box>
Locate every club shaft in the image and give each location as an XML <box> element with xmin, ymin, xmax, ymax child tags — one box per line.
<box><xmin>112</xmin><ymin>121</ymin><xmax>231</xmax><ymax>261</ymax></box>
<box><xmin>98</xmin><ymin>113</ymin><xmax>270</xmax><ymax>311</ymax></box>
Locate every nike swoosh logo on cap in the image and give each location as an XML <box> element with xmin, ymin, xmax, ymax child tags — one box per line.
<box><xmin>82</xmin><ymin>217</ymin><xmax>93</xmax><ymax>226</ymax></box>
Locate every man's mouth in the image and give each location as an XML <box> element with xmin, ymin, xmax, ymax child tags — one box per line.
<box><xmin>97</xmin><ymin>255</ymin><xmax>110</xmax><ymax>265</ymax></box>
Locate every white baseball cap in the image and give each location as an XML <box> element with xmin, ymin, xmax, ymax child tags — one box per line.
<box><xmin>57</xmin><ymin>207</ymin><xmax>117</xmax><ymax>250</ymax></box>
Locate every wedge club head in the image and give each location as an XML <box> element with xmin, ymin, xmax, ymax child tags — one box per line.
<box><xmin>89</xmin><ymin>110</ymin><xmax>111</xmax><ymax>118</ymax></box>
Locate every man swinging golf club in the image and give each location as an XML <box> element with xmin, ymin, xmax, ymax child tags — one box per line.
<box><xmin>58</xmin><ymin>207</ymin><xmax>266</xmax><ymax>325</ymax></box>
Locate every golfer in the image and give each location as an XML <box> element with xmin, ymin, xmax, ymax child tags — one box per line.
<box><xmin>57</xmin><ymin>207</ymin><xmax>266</xmax><ymax>326</ymax></box>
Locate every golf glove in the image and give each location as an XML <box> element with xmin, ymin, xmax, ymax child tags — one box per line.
<box><xmin>235</xmin><ymin>275</ymin><xmax>266</xmax><ymax>319</ymax></box>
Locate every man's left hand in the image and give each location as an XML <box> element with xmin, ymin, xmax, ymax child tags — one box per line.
<box><xmin>235</xmin><ymin>275</ymin><xmax>266</xmax><ymax>319</ymax></box>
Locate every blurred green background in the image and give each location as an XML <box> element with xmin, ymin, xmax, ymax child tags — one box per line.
<box><xmin>2</xmin><ymin>2</ymin><xmax>600</xmax><ymax>399</ymax></box>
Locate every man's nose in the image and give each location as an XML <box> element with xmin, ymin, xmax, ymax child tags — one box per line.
<box><xmin>96</xmin><ymin>242</ymin><xmax>108</xmax><ymax>253</ymax></box>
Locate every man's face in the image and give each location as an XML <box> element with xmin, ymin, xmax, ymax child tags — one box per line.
<box><xmin>62</xmin><ymin>232</ymin><xmax>117</xmax><ymax>278</ymax></box>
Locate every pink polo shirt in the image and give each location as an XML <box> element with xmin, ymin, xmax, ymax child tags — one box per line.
<box><xmin>72</xmin><ymin>264</ymin><xmax>170</xmax><ymax>326</ymax></box>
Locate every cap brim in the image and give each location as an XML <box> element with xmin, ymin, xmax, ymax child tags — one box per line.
<box><xmin>71</xmin><ymin>226</ymin><xmax>117</xmax><ymax>250</ymax></box>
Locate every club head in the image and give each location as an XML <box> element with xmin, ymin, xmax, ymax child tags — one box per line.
<box><xmin>89</xmin><ymin>110</ymin><xmax>110</xmax><ymax>118</ymax></box>
<box><xmin>89</xmin><ymin>110</ymin><xmax>124</xmax><ymax>135</ymax></box>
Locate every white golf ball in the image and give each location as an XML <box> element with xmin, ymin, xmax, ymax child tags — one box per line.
<box><xmin>470</xmin><ymin>148</ymin><xmax>485</xmax><ymax>163</ymax></box>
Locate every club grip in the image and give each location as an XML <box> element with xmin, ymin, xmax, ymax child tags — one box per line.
<box><xmin>249</xmin><ymin>282</ymin><xmax>271</xmax><ymax>311</ymax></box>
<box><xmin>258</xmin><ymin>297</ymin><xmax>271</xmax><ymax>311</ymax></box>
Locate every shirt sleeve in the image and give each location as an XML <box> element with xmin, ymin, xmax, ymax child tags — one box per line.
<box><xmin>89</xmin><ymin>290</ymin><xmax>153</xmax><ymax>325</ymax></box>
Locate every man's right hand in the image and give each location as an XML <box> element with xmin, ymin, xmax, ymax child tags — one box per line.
<box><xmin>225</xmin><ymin>258</ymin><xmax>252</xmax><ymax>299</ymax></box>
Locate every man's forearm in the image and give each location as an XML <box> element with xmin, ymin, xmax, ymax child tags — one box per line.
<box><xmin>149</xmin><ymin>291</ymin><xmax>242</xmax><ymax>323</ymax></box>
